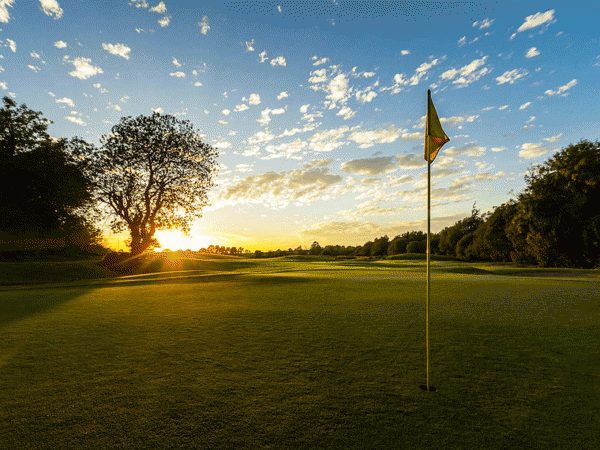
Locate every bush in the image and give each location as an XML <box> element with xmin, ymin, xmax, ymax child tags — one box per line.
<box><xmin>406</xmin><ymin>240</ymin><xmax>426</xmax><ymax>253</ymax></box>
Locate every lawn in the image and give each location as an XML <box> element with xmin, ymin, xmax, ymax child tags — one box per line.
<box><xmin>0</xmin><ymin>257</ymin><xmax>599</xmax><ymax>449</ymax></box>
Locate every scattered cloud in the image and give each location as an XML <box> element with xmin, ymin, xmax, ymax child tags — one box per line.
<box><xmin>545</xmin><ymin>79</ymin><xmax>577</xmax><ymax>96</ymax></box>
<box><xmin>149</xmin><ymin>1</ymin><xmax>166</xmax><ymax>13</ymax></box>
<box><xmin>27</xmin><ymin>64</ymin><xmax>41</xmax><ymax>72</ymax></box>
<box><xmin>309</xmin><ymin>125</ymin><xmax>349</xmax><ymax>152</ymax></box>
<box><xmin>543</xmin><ymin>134</ymin><xmax>562</xmax><ymax>142</ymax></box>
<box><xmin>199</xmin><ymin>15</ymin><xmax>209</xmax><ymax>34</ymax></box>
<box><xmin>347</xmin><ymin>126</ymin><xmax>402</xmax><ymax>149</ymax></box>
<box><xmin>495</xmin><ymin>68</ymin><xmax>528</xmax><ymax>85</ymax></box>
<box><xmin>152</xmin><ymin>106</ymin><xmax>164</xmax><ymax>114</ymax></box>
<box><xmin>510</xmin><ymin>9</ymin><xmax>555</xmax><ymax>40</ymax></box>
<box><xmin>259</xmin><ymin>51</ymin><xmax>268</xmax><ymax>63</ymax></box>
<box><xmin>55</xmin><ymin>97</ymin><xmax>74</xmax><ymax>107</ymax></box>
<box><xmin>170</xmin><ymin>71</ymin><xmax>185</xmax><ymax>77</ymax></box>
<box><xmin>65</xmin><ymin>116</ymin><xmax>87</xmax><ymax>126</ymax></box>
<box><xmin>458</xmin><ymin>36</ymin><xmax>466</xmax><ymax>47</ymax></box>
<box><xmin>102</xmin><ymin>43</ymin><xmax>131</xmax><ymax>60</ymax></box>
<box><xmin>256</xmin><ymin>107</ymin><xmax>285</xmax><ymax>126</ymax></box>
<box><xmin>158</xmin><ymin>15</ymin><xmax>171</xmax><ymax>27</ymax></box>
<box><xmin>519</xmin><ymin>142</ymin><xmax>554</xmax><ymax>159</ymax></box>
<box><xmin>53</xmin><ymin>40</ymin><xmax>67</xmax><ymax>48</ymax></box>
<box><xmin>443</xmin><ymin>141</ymin><xmax>486</xmax><ymax>157</ymax></box>
<box><xmin>341</xmin><ymin>156</ymin><xmax>398</xmax><ymax>176</ymax></box>
<box><xmin>401</xmin><ymin>50</ymin><xmax>410</xmax><ymax>55</ymax></box>
<box><xmin>277</xmin><ymin>91</ymin><xmax>289</xmax><ymax>100</ymax></box>
<box><xmin>172</xmin><ymin>57</ymin><xmax>181</xmax><ymax>66</ymax></box>
<box><xmin>473</xmin><ymin>18</ymin><xmax>495</xmax><ymax>29</ymax></box>
<box><xmin>519</xmin><ymin>102</ymin><xmax>532</xmax><ymax>110</ymax></box>
<box><xmin>234</xmin><ymin>103</ymin><xmax>249</xmax><ymax>112</ymax></box>
<box><xmin>39</xmin><ymin>0</ymin><xmax>63</xmax><ymax>19</ymax></box>
<box><xmin>6</xmin><ymin>38</ymin><xmax>16</xmax><ymax>52</ymax></box>
<box><xmin>270</xmin><ymin>56</ymin><xmax>286</xmax><ymax>67</ymax></box>
<box><xmin>248</xmin><ymin>93</ymin><xmax>261</xmax><ymax>105</ymax></box>
<box><xmin>69</xmin><ymin>57</ymin><xmax>103</xmax><ymax>80</ymax></box>
<box><xmin>525</xmin><ymin>47</ymin><xmax>540</xmax><ymax>58</ymax></box>
<box><xmin>0</xmin><ymin>0</ymin><xmax>15</xmax><ymax>23</ymax></box>
<box><xmin>441</xmin><ymin>55</ymin><xmax>490</xmax><ymax>88</ymax></box>
<box><xmin>312</xmin><ymin>57</ymin><xmax>329</xmax><ymax>66</ymax></box>
<box><xmin>245</xmin><ymin>39</ymin><xmax>255</xmax><ymax>52</ymax></box>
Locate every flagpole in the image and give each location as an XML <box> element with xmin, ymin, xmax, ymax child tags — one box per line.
<box><xmin>426</xmin><ymin>132</ymin><xmax>431</xmax><ymax>392</ymax></box>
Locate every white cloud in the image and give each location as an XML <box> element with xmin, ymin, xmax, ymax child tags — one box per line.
<box><xmin>498</xmin><ymin>105</ymin><xmax>509</xmax><ymax>110</ymax></box>
<box><xmin>27</xmin><ymin>64</ymin><xmax>41</xmax><ymax>72</ymax></box>
<box><xmin>222</xmin><ymin>109</ymin><xmax>230</xmax><ymax>115</ymax></box>
<box><xmin>270</xmin><ymin>56</ymin><xmax>286</xmax><ymax>67</ymax></box>
<box><xmin>511</xmin><ymin>10</ymin><xmax>555</xmax><ymax>39</ymax></box>
<box><xmin>248</xmin><ymin>130</ymin><xmax>275</xmax><ymax>144</ymax></box>
<box><xmin>313</xmin><ymin>57</ymin><xmax>329</xmax><ymax>66</ymax></box>
<box><xmin>149</xmin><ymin>1</ymin><xmax>166</xmax><ymax>13</ymax></box>
<box><xmin>308</xmin><ymin>68</ymin><xmax>327</xmax><ymax>84</ymax></box>
<box><xmin>102</xmin><ymin>43</ymin><xmax>131</xmax><ymax>60</ymax></box>
<box><xmin>519</xmin><ymin>102</ymin><xmax>532</xmax><ymax>110</ymax></box>
<box><xmin>458</xmin><ymin>36</ymin><xmax>466</xmax><ymax>47</ymax></box>
<box><xmin>65</xmin><ymin>116</ymin><xmax>87</xmax><ymax>126</ymax></box>
<box><xmin>347</xmin><ymin>126</ymin><xmax>402</xmax><ymax>149</ymax></box>
<box><xmin>152</xmin><ymin>107</ymin><xmax>164</xmax><ymax>114</ymax></box>
<box><xmin>277</xmin><ymin>91</ymin><xmax>289</xmax><ymax>100</ymax></box>
<box><xmin>264</xmin><ymin>138</ymin><xmax>307</xmax><ymax>160</ymax></box>
<box><xmin>245</xmin><ymin>39</ymin><xmax>255</xmax><ymax>52</ymax></box>
<box><xmin>0</xmin><ymin>0</ymin><xmax>15</xmax><ymax>23</ymax></box>
<box><xmin>445</xmin><ymin>56</ymin><xmax>490</xmax><ymax>87</ymax></box>
<box><xmin>495</xmin><ymin>68</ymin><xmax>528</xmax><ymax>85</ymax></box>
<box><xmin>172</xmin><ymin>57</ymin><xmax>181</xmax><ymax>66</ymax></box>
<box><xmin>39</xmin><ymin>0</ymin><xmax>63</xmax><ymax>19</ymax></box>
<box><xmin>69</xmin><ymin>57</ymin><xmax>103</xmax><ymax>80</ymax></box>
<box><xmin>53</xmin><ymin>40</ymin><xmax>67</xmax><ymax>48</ymax></box>
<box><xmin>129</xmin><ymin>0</ymin><xmax>148</xmax><ymax>7</ymax></box>
<box><xmin>525</xmin><ymin>47</ymin><xmax>540</xmax><ymax>58</ymax></box>
<box><xmin>234</xmin><ymin>103</ymin><xmax>249</xmax><ymax>112</ymax></box>
<box><xmin>158</xmin><ymin>15</ymin><xmax>171</xmax><ymax>27</ymax></box>
<box><xmin>336</xmin><ymin>106</ymin><xmax>355</xmax><ymax>120</ymax></box>
<box><xmin>443</xmin><ymin>142</ymin><xmax>486</xmax><ymax>157</ymax></box>
<box><xmin>341</xmin><ymin>156</ymin><xmax>398</xmax><ymax>176</ymax></box>
<box><xmin>277</xmin><ymin>5</ymin><xmax>281</xmax><ymax>13</ymax></box>
<box><xmin>170</xmin><ymin>71</ymin><xmax>185</xmax><ymax>77</ymax></box>
<box><xmin>473</xmin><ymin>18</ymin><xmax>495</xmax><ymax>29</ymax></box>
<box><xmin>519</xmin><ymin>142</ymin><xmax>553</xmax><ymax>159</ymax></box>
<box><xmin>325</xmin><ymin>73</ymin><xmax>350</xmax><ymax>108</ymax></box>
<box><xmin>56</xmin><ymin>97</ymin><xmax>74</xmax><ymax>107</ymax></box>
<box><xmin>248</xmin><ymin>93</ymin><xmax>261</xmax><ymax>105</ymax></box>
<box><xmin>6</xmin><ymin>38</ymin><xmax>16</xmax><ymax>52</ymax></box>
<box><xmin>194</xmin><ymin>81</ymin><xmax>202</xmax><ymax>87</ymax></box>
<box><xmin>300</xmin><ymin>104</ymin><xmax>309</xmax><ymax>113</ymax></box>
<box><xmin>363</xmin><ymin>72</ymin><xmax>375</xmax><ymax>78</ymax></box>
<box><xmin>256</xmin><ymin>107</ymin><xmax>285</xmax><ymax>126</ymax></box>
<box><xmin>491</xmin><ymin>147</ymin><xmax>506</xmax><ymax>152</ymax></box>
<box><xmin>545</xmin><ymin>79</ymin><xmax>577</xmax><ymax>96</ymax></box>
<box><xmin>258</xmin><ymin>51</ymin><xmax>268</xmax><ymax>63</ymax></box>
<box><xmin>0</xmin><ymin>81</ymin><xmax>7</xmax><ymax>90</ymax></box>
<box><xmin>401</xmin><ymin>50</ymin><xmax>410</xmax><ymax>55</ymax></box>
<box><xmin>309</xmin><ymin>126</ymin><xmax>349</xmax><ymax>152</ymax></box>
<box><xmin>543</xmin><ymin>134</ymin><xmax>562</xmax><ymax>142</ymax></box>
<box><xmin>356</xmin><ymin>90</ymin><xmax>377</xmax><ymax>103</ymax></box>
<box><xmin>30</xmin><ymin>51</ymin><xmax>40</xmax><ymax>59</ymax></box>
<box><xmin>199</xmin><ymin>15</ymin><xmax>210</xmax><ymax>35</ymax></box>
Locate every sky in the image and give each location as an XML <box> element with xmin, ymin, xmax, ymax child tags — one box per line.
<box><xmin>1</xmin><ymin>1</ymin><xmax>599</xmax><ymax>252</ymax></box>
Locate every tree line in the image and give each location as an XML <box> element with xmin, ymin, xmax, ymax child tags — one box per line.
<box><xmin>2</xmin><ymin>96</ymin><xmax>599</xmax><ymax>269</ymax></box>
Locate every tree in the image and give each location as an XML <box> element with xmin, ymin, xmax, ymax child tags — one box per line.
<box><xmin>309</xmin><ymin>241</ymin><xmax>322</xmax><ymax>255</ymax></box>
<box><xmin>511</xmin><ymin>139</ymin><xmax>600</xmax><ymax>267</ymax></box>
<box><xmin>370</xmin><ymin>235</ymin><xmax>389</xmax><ymax>256</ymax></box>
<box><xmin>74</xmin><ymin>112</ymin><xmax>219</xmax><ymax>256</ymax></box>
<box><xmin>406</xmin><ymin>240</ymin><xmax>426</xmax><ymax>253</ymax></box>
<box><xmin>0</xmin><ymin>97</ymin><xmax>102</xmax><ymax>253</ymax></box>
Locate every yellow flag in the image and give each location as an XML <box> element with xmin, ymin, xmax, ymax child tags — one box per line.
<box><xmin>424</xmin><ymin>89</ymin><xmax>450</xmax><ymax>163</ymax></box>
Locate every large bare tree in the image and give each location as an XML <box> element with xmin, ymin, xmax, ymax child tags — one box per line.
<box><xmin>73</xmin><ymin>112</ymin><xmax>219</xmax><ymax>256</ymax></box>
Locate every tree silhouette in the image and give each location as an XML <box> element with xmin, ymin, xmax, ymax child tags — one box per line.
<box><xmin>73</xmin><ymin>112</ymin><xmax>219</xmax><ymax>256</ymax></box>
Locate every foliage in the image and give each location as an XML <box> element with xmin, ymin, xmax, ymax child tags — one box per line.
<box><xmin>406</xmin><ymin>240</ymin><xmax>426</xmax><ymax>254</ymax></box>
<box><xmin>439</xmin><ymin>203</ymin><xmax>484</xmax><ymax>258</ymax></box>
<box><xmin>370</xmin><ymin>235</ymin><xmax>389</xmax><ymax>256</ymax></box>
<box><xmin>73</xmin><ymin>112</ymin><xmax>219</xmax><ymax>256</ymax></box>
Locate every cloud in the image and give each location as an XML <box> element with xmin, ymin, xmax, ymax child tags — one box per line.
<box><xmin>308</xmin><ymin>68</ymin><xmax>327</xmax><ymax>84</ymax></box>
<box><xmin>519</xmin><ymin>102</ymin><xmax>532</xmax><ymax>110</ymax></box>
<box><xmin>65</xmin><ymin>116</ymin><xmax>87</xmax><ymax>126</ymax></box>
<box><xmin>511</xmin><ymin>10</ymin><xmax>555</xmax><ymax>39</ymax></box>
<box><xmin>543</xmin><ymin>134</ymin><xmax>562</xmax><ymax>142</ymax></box>
<box><xmin>519</xmin><ymin>142</ymin><xmax>554</xmax><ymax>159</ymax></box>
<box><xmin>170</xmin><ymin>71</ymin><xmax>186</xmax><ymax>77</ymax></box>
<box><xmin>498</xmin><ymin>105</ymin><xmax>509</xmax><ymax>110</ymax></box>
<box><xmin>152</xmin><ymin>107</ymin><xmax>164</xmax><ymax>114</ymax></box>
<box><xmin>0</xmin><ymin>0</ymin><xmax>15</xmax><ymax>23</ymax></box>
<box><xmin>129</xmin><ymin>0</ymin><xmax>148</xmax><ymax>7</ymax></box>
<box><xmin>495</xmin><ymin>68</ymin><xmax>528</xmax><ymax>85</ymax></box>
<box><xmin>263</xmin><ymin>138</ymin><xmax>307</xmax><ymax>160</ymax></box>
<box><xmin>256</xmin><ymin>107</ymin><xmax>285</xmax><ymax>126</ymax></box>
<box><xmin>69</xmin><ymin>57</ymin><xmax>103</xmax><ymax>79</ymax></box>
<box><xmin>443</xmin><ymin>141</ymin><xmax>486</xmax><ymax>157</ymax></box>
<box><xmin>219</xmin><ymin>166</ymin><xmax>342</xmax><ymax>208</ymax></box>
<box><xmin>347</xmin><ymin>126</ymin><xmax>402</xmax><ymax>149</ymax></box>
<box><xmin>545</xmin><ymin>79</ymin><xmax>577</xmax><ymax>96</ymax></box>
<box><xmin>149</xmin><ymin>1</ymin><xmax>166</xmax><ymax>13</ymax></box>
<box><xmin>300</xmin><ymin>104</ymin><xmax>309</xmax><ymax>113</ymax></box>
<box><xmin>443</xmin><ymin>55</ymin><xmax>490</xmax><ymax>88</ymax></box>
<box><xmin>158</xmin><ymin>15</ymin><xmax>170</xmax><ymax>27</ymax></box>
<box><xmin>39</xmin><ymin>0</ymin><xmax>63</xmax><ymax>19</ymax></box>
<box><xmin>458</xmin><ymin>36</ymin><xmax>466</xmax><ymax>47</ymax></box>
<box><xmin>234</xmin><ymin>103</ymin><xmax>249</xmax><ymax>112</ymax></box>
<box><xmin>325</xmin><ymin>73</ymin><xmax>350</xmax><ymax>108</ymax></box>
<box><xmin>56</xmin><ymin>97</ymin><xmax>74</xmax><ymax>107</ymax></box>
<box><xmin>309</xmin><ymin>126</ymin><xmax>349</xmax><ymax>152</ymax></box>
<box><xmin>6</xmin><ymin>38</ymin><xmax>16</xmax><ymax>52</ymax></box>
<box><xmin>473</xmin><ymin>18</ymin><xmax>495</xmax><ymax>29</ymax></box>
<box><xmin>172</xmin><ymin>57</ymin><xmax>181</xmax><ymax>66</ymax></box>
<box><xmin>356</xmin><ymin>90</ymin><xmax>377</xmax><ymax>103</ymax></box>
<box><xmin>194</xmin><ymin>81</ymin><xmax>202</xmax><ymax>86</ymax></box>
<box><xmin>336</xmin><ymin>106</ymin><xmax>355</xmax><ymax>120</ymax></box>
<box><xmin>270</xmin><ymin>56</ymin><xmax>286</xmax><ymax>67</ymax></box>
<box><xmin>245</xmin><ymin>39</ymin><xmax>255</xmax><ymax>51</ymax></box>
<box><xmin>248</xmin><ymin>93</ymin><xmax>260</xmax><ymax>105</ymax></box>
<box><xmin>222</xmin><ymin>109</ymin><xmax>230</xmax><ymax>115</ymax></box>
<box><xmin>102</xmin><ymin>43</ymin><xmax>131</xmax><ymax>60</ymax></box>
<box><xmin>53</xmin><ymin>40</ymin><xmax>67</xmax><ymax>48</ymax></box>
<box><xmin>258</xmin><ymin>51</ymin><xmax>268</xmax><ymax>63</ymax></box>
<box><xmin>525</xmin><ymin>47</ymin><xmax>540</xmax><ymax>58</ymax></box>
<box><xmin>248</xmin><ymin>130</ymin><xmax>275</xmax><ymax>144</ymax></box>
<box><xmin>28</xmin><ymin>64</ymin><xmax>41</xmax><ymax>72</ymax></box>
<box><xmin>401</xmin><ymin>50</ymin><xmax>410</xmax><ymax>55</ymax></box>
<box><xmin>491</xmin><ymin>147</ymin><xmax>506</xmax><ymax>152</ymax></box>
<box><xmin>312</xmin><ymin>57</ymin><xmax>329</xmax><ymax>66</ymax></box>
<box><xmin>277</xmin><ymin>91</ymin><xmax>289</xmax><ymax>100</ymax></box>
<box><xmin>341</xmin><ymin>156</ymin><xmax>398</xmax><ymax>176</ymax></box>
<box><xmin>199</xmin><ymin>15</ymin><xmax>209</xmax><ymax>34</ymax></box>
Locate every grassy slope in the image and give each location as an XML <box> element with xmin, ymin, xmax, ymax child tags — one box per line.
<box><xmin>0</xmin><ymin>258</ymin><xmax>599</xmax><ymax>449</ymax></box>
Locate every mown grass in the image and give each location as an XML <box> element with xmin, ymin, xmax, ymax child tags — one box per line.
<box><xmin>0</xmin><ymin>258</ymin><xmax>599</xmax><ymax>449</ymax></box>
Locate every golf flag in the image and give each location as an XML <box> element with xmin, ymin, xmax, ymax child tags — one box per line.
<box><xmin>424</xmin><ymin>89</ymin><xmax>450</xmax><ymax>163</ymax></box>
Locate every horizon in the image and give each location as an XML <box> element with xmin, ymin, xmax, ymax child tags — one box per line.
<box><xmin>2</xmin><ymin>1</ymin><xmax>599</xmax><ymax>252</ymax></box>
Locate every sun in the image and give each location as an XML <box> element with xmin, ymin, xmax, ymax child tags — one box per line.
<box><xmin>153</xmin><ymin>229</ymin><xmax>214</xmax><ymax>252</ymax></box>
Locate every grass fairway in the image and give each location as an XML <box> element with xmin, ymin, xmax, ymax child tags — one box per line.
<box><xmin>1</xmin><ymin>258</ymin><xmax>599</xmax><ymax>449</ymax></box>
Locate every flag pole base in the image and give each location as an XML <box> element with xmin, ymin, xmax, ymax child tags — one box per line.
<box><xmin>419</xmin><ymin>385</ymin><xmax>437</xmax><ymax>392</ymax></box>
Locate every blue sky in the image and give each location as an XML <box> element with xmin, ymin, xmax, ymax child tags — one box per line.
<box><xmin>2</xmin><ymin>1</ymin><xmax>599</xmax><ymax>251</ymax></box>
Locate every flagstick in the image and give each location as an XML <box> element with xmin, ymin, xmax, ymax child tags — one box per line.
<box><xmin>426</xmin><ymin>155</ymin><xmax>431</xmax><ymax>392</ymax></box>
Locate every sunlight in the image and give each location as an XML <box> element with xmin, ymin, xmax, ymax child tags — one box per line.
<box><xmin>153</xmin><ymin>229</ymin><xmax>214</xmax><ymax>252</ymax></box>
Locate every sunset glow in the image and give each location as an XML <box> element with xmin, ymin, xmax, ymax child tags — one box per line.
<box><xmin>153</xmin><ymin>229</ymin><xmax>214</xmax><ymax>252</ymax></box>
